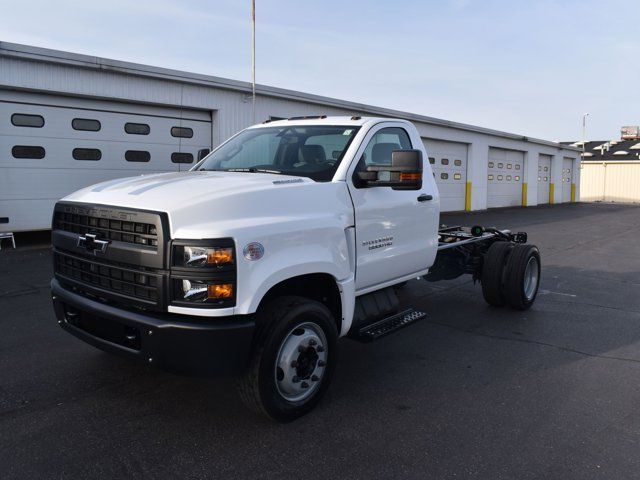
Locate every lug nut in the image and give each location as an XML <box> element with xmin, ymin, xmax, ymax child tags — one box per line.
<box><xmin>301</xmin><ymin>382</ymin><xmax>309</xmax><ymax>389</ymax></box>
<box><xmin>311</xmin><ymin>375</ymin><xmax>319</xmax><ymax>382</ymax></box>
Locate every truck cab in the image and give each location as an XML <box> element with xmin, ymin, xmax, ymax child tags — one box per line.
<box><xmin>51</xmin><ymin>116</ymin><xmax>540</xmax><ymax>421</ymax></box>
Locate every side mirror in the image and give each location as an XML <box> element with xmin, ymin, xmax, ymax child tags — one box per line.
<box><xmin>356</xmin><ymin>149</ymin><xmax>423</xmax><ymax>190</ymax></box>
<box><xmin>197</xmin><ymin>148</ymin><xmax>211</xmax><ymax>161</ymax></box>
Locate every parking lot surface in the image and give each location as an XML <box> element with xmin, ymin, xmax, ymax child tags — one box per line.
<box><xmin>1</xmin><ymin>202</ymin><xmax>640</xmax><ymax>479</ymax></box>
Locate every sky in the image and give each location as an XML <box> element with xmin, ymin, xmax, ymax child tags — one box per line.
<box><xmin>1</xmin><ymin>0</ymin><xmax>638</xmax><ymax>142</ymax></box>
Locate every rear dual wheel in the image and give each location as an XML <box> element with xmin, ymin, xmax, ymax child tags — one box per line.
<box><xmin>481</xmin><ymin>242</ymin><xmax>541</xmax><ymax>310</ymax></box>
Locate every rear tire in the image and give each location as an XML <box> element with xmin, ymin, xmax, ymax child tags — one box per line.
<box><xmin>237</xmin><ymin>296</ymin><xmax>338</xmax><ymax>422</ymax></box>
<box><xmin>481</xmin><ymin>241</ymin><xmax>513</xmax><ymax>307</ymax></box>
<box><xmin>503</xmin><ymin>244</ymin><xmax>541</xmax><ymax>310</ymax></box>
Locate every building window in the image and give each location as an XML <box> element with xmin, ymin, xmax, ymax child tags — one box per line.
<box><xmin>125</xmin><ymin>150</ymin><xmax>151</xmax><ymax>163</ymax></box>
<box><xmin>171</xmin><ymin>152</ymin><xmax>194</xmax><ymax>164</ymax></box>
<box><xmin>515</xmin><ymin>175</ymin><xmax>521</xmax><ymax>181</ymax></box>
<box><xmin>488</xmin><ymin>174</ymin><xmax>494</xmax><ymax>180</ymax></box>
<box><xmin>12</xmin><ymin>145</ymin><xmax>45</xmax><ymax>159</ymax></box>
<box><xmin>11</xmin><ymin>113</ymin><xmax>44</xmax><ymax>128</ymax></box>
<box><xmin>72</xmin><ymin>148</ymin><xmax>101</xmax><ymax>161</ymax></box>
<box><xmin>488</xmin><ymin>162</ymin><xmax>494</xmax><ymax>168</ymax></box>
<box><xmin>429</xmin><ymin>157</ymin><xmax>435</xmax><ymax>164</ymax></box>
<box><xmin>507</xmin><ymin>164</ymin><xmax>512</xmax><ymax>169</ymax></box>
<box><xmin>454</xmin><ymin>159</ymin><xmax>462</xmax><ymax>166</ymax></box>
<box><xmin>506</xmin><ymin>175</ymin><xmax>512</xmax><ymax>181</ymax></box>
<box><xmin>171</xmin><ymin>126</ymin><xmax>194</xmax><ymax>138</ymax></box>
<box><xmin>544</xmin><ymin>176</ymin><xmax>548</xmax><ymax>181</ymax></box>
<box><xmin>441</xmin><ymin>158</ymin><xmax>449</xmax><ymax>165</ymax></box>
<box><xmin>538</xmin><ymin>166</ymin><xmax>542</xmax><ymax>172</ymax></box>
<box><xmin>498</xmin><ymin>163</ymin><xmax>504</xmax><ymax>168</ymax></box>
<box><xmin>454</xmin><ymin>173</ymin><xmax>462</xmax><ymax>180</ymax></box>
<box><xmin>497</xmin><ymin>175</ymin><xmax>503</xmax><ymax>181</ymax></box>
<box><xmin>515</xmin><ymin>164</ymin><xmax>521</xmax><ymax>170</ymax></box>
<box><xmin>125</xmin><ymin>122</ymin><xmax>150</xmax><ymax>135</ymax></box>
<box><xmin>538</xmin><ymin>176</ymin><xmax>541</xmax><ymax>181</ymax></box>
<box><xmin>72</xmin><ymin>118</ymin><xmax>101</xmax><ymax>131</ymax></box>
<box><xmin>544</xmin><ymin>166</ymin><xmax>548</xmax><ymax>172</ymax></box>
<box><xmin>440</xmin><ymin>173</ymin><xmax>449</xmax><ymax>180</ymax></box>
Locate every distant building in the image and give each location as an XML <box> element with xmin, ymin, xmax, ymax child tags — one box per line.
<box><xmin>565</xmin><ymin>127</ymin><xmax>640</xmax><ymax>203</ymax></box>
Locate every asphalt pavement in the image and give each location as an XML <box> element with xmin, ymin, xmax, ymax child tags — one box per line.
<box><xmin>1</xmin><ymin>202</ymin><xmax>640</xmax><ymax>479</ymax></box>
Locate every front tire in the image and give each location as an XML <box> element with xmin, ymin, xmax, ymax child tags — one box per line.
<box><xmin>237</xmin><ymin>296</ymin><xmax>338</xmax><ymax>422</ymax></box>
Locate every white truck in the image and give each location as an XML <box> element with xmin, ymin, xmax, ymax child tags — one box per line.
<box><xmin>51</xmin><ymin>116</ymin><xmax>541</xmax><ymax>421</ymax></box>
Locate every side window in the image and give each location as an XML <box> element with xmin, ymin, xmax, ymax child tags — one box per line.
<box><xmin>361</xmin><ymin>127</ymin><xmax>412</xmax><ymax>167</ymax></box>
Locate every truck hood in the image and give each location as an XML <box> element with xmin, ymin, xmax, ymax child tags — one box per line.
<box><xmin>63</xmin><ymin>171</ymin><xmax>313</xmax><ymax>210</ymax></box>
<box><xmin>62</xmin><ymin>171</ymin><xmax>354</xmax><ymax>238</ymax></box>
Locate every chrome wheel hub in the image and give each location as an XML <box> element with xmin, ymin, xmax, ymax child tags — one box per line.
<box><xmin>523</xmin><ymin>256</ymin><xmax>539</xmax><ymax>301</ymax></box>
<box><xmin>275</xmin><ymin>322</ymin><xmax>328</xmax><ymax>402</ymax></box>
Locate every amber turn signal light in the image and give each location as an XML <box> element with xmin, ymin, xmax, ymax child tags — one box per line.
<box><xmin>207</xmin><ymin>283</ymin><xmax>234</xmax><ymax>299</ymax></box>
<box><xmin>207</xmin><ymin>248</ymin><xmax>234</xmax><ymax>265</ymax></box>
<box><xmin>400</xmin><ymin>172</ymin><xmax>422</xmax><ymax>181</ymax></box>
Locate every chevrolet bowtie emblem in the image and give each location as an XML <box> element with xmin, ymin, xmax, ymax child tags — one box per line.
<box><xmin>77</xmin><ymin>233</ymin><xmax>110</xmax><ymax>255</ymax></box>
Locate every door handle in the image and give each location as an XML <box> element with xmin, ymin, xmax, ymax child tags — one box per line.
<box><xmin>417</xmin><ymin>194</ymin><xmax>433</xmax><ymax>202</ymax></box>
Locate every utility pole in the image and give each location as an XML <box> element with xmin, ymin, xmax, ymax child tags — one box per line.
<box><xmin>251</xmin><ymin>0</ymin><xmax>256</xmax><ymax>124</ymax></box>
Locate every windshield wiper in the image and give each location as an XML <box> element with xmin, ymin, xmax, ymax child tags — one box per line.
<box><xmin>225</xmin><ymin>168</ymin><xmax>282</xmax><ymax>174</ymax></box>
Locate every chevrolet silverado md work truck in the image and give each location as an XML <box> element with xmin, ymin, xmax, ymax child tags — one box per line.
<box><xmin>51</xmin><ymin>116</ymin><xmax>540</xmax><ymax>421</ymax></box>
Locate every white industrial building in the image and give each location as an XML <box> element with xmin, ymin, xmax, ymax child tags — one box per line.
<box><xmin>0</xmin><ymin>42</ymin><xmax>581</xmax><ymax>232</ymax></box>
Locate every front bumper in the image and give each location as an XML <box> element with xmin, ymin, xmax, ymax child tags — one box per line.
<box><xmin>51</xmin><ymin>279</ymin><xmax>255</xmax><ymax>376</ymax></box>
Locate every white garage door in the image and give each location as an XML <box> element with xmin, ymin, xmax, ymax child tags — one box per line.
<box><xmin>0</xmin><ymin>92</ymin><xmax>212</xmax><ymax>231</ymax></box>
<box><xmin>487</xmin><ymin>147</ymin><xmax>524</xmax><ymax>208</ymax></box>
<box><xmin>537</xmin><ymin>154</ymin><xmax>552</xmax><ymax>204</ymax></box>
<box><xmin>562</xmin><ymin>157</ymin><xmax>574</xmax><ymax>202</ymax></box>
<box><xmin>423</xmin><ymin>139</ymin><xmax>468</xmax><ymax>212</ymax></box>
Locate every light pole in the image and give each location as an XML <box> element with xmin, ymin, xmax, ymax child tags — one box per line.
<box><xmin>251</xmin><ymin>0</ymin><xmax>256</xmax><ymax>124</ymax></box>
<box><xmin>582</xmin><ymin>113</ymin><xmax>589</xmax><ymax>160</ymax></box>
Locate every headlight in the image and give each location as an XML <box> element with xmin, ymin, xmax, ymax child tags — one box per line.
<box><xmin>175</xmin><ymin>279</ymin><xmax>234</xmax><ymax>303</ymax></box>
<box><xmin>173</xmin><ymin>243</ymin><xmax>234</xmax><ymax>268</ymax></box>
<box><xmin>171</xmin><ymin>239</ymin><xmax>236</xmax><ymax>308</ymax></box>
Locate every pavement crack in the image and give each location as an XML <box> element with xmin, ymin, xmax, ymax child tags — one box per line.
<box><xmin>424</xmin><ymin>319</ymin><xmax>640</xmax><ymax>365</ymax></box>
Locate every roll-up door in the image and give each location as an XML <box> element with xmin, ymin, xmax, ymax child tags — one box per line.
<box><xmin>422</xmin><ymin>139</ymin><xmax>468</xmax><ymax>211</ymax></box>
<box><xmin>562</xmin><ymin>158</ymin><xmax>574</xmax><ymax>202</ymax></box>
<box><xmin>0</xmin><ymin>91</ymin><xmax>212</xmax><ymax>231</ymax></box>
<box><xmin>487</xmin><ymin>147</ymin><xmax>524</xmax><ymax>208</ymax></box>
<box><xmin>537</xmin><ymin>154</ymin><xmax>552</xmax><ymax>204</ymax></box>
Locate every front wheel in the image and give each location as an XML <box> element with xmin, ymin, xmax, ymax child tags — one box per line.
<box><xmin>237</xmin><ymin>296</ymin><xmax>338</xmax><ymax>422</ymax></box>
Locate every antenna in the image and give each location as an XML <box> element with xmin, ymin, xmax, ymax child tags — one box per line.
<box><xmin>251</xmin><ymin>0</ymin><xmax>256</xmax><ymax>124</ymax></box>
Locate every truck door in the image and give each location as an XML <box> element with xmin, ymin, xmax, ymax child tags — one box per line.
<box><xmin>347</xmin><ymin>123</ymin><xmax>439</xmax><ymax>291</ymax></box>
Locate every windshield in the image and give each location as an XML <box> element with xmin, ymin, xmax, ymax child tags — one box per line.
<box><xmin>195</xmin><ymin>125</ymin><xmax>360</xmax><ymax>182</ymax></box>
